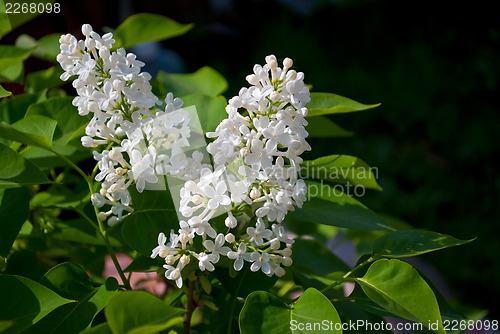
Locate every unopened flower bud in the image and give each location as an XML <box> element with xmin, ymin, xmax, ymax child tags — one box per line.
<box><xmin>281</xmin><ymin>256</ymin><xmax>293</xmax><ymax>267</ymax></box>
<box><xmin>81</xmin><ymin>24</ymin><xmax>92</xmax><ymax>36</ymax></box>
<box><xmin>180</xmin><ymin>255</ymin><xmax>190</xmax><ymax>266</ymax></box>
<box><xmin>270</xmin><ymin>239</ymin><xmax>280</xmax><ymax>250</ymax></box>
<box><xmin>274</xmin><ymin>266</ymin><xmax>286</xmax><ymax>277</ymax></box>
<box><xmin>281</xmin><ymin>247</ymin><xmax>292</xmax><ymax>257</ymax></box>
<box><xmin>225</xmin><ymin>233</ymin><xmax>235</xmax><ymax>243</ymax></box>
<box><xmin>250</xmin><ymin>187</ymin><xmax>261</xmax><ymax>200</ymax></box>
<box><xmin>283</xmin><ymin>57</ymin><xmax>293</xmax><ymax>69</ymax></box>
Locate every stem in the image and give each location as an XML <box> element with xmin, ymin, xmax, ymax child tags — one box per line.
<box><xmin>184</xmin><ymin>280</ymin><xmax>197</xmax><ymax>334</ymax></box>
<box><xmin>53</xmin><ymin>150</ymin><xmax>132</xmax><ymax>290</ymax></box>
<box><xmin>320</xmin><ymin>256</ymin><xmax>375</xmax><ymax>294</ymax></box>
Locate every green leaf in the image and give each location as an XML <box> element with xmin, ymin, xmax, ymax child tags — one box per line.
<box><xmin>122</xmin><ymin>188</ymin><xmax>179</xmax><ymax>255</ymax></box>
<box><xmin>25</xmin><ymin>66</ymin><xmax>64</xmax><ymax>93</ymax></box>
<box><xmin>113</xmin><ymin>13</ymin><xmax>193</xmax><ymax>49</ymax></box>
<box><xmin>307</xmin><ymin>92</ymin><xmax>380</xmax><ymax>117</ymax></box>
<box><xmin>31</xmin><ymin>33</ymin><xmax>60</xmax><ymax>62</ymax></box>
<box><xmin>0</xmin><ymin>187</ymin><xmax>29</xmax><ymax>256</ymax></box>
<box><xmin>301</xmin><ymin>155</ymin><xmax>382</xmax><ymax>191</ymax></box>
<box><xmin>286</xmin><ymin>181</ymin><xmax>392</xmax><ymax>231</ymax></box>
<box><xmin>26</xmin><ymin>96</ymin><xmax>86</xmax><ymax>147</ymax></box>
<box><xmin>105</xmin><ymin>291</ymin><xmax>184</xmax><ymax>334</ymax></box>
<box><xmin>157</xmin><ymin>66</ymin><xmax>228</xmax><ymax>97</ymax></box>
<box><xmin>214</xmin><ymin>266</ymin><xmax>278</xmax><ymax>298</ymax></box>
<box><xmin>15</xmin><ymin>33</ymin><xmax>60</xmax><ymax>63</ymax></box>
<box><xmin>372</xmin><ymin>230</ymin><xmax>474</xmax><ymax>258</ymax></box>
<box><xmin>0</xmin><ymin>45</ymin><xmax>30</xmax><ymax>82</ymax></box>
<box><xmin>0</xmin><ymin>143</ymin><xmax>51</xmax><ymax>188</ymax></box>
<box><xmin>0</xmin><ymin>85</ymin><xmax>11</xmax><ymax>98</ymax></box>
<box><xmin>292</xmin><ymin>239</ymin><xmax>349</xmax><ymax>276</ymax></box>
<box><xmin>39</xmin><ymin>262</ymin><xmax>94</xmax><ymax>300</ymax></box>
<box><xmin>28</xmin><ymin>278</ymin><xmax>120</xmax><ymax>334</ymax></box>
<box><xmin>0</xmin><ymin>115</ymin><xmax>56</xmax><ymax>149</ymax></box>
<box><xmin>0</xmin><ymin>92</ymin><xmax>45</xmax><ymax>125</ymax></box>
<box><xmin>14</xmin><ymin>34</ymin><xmax>37</xmax><ymax>50</ymax></box>
<box><xmin>0</xmin><ymin>274</ymin><xmax>72</xmax><ymax>334</ymax></box>
<box><xmin>0</xmin><ymin>0</ymin><xmax>12</xmax><ymax>39</ymax></box>
<box><xmin>239</xmin><ymin>288</ymin><xmax>342</xmax><ymax>334</ymax></box>
<box><xmin>306</xmin><ymin>116</ymin><xmax>353</xmax><ymax>138</ymax></box>
<box><xmin>355</xmin><ymin>259</ymin><xmax>445</xmax><ymax>334</ymax></box>
<box><xmin>81</xmin><ymin>323</ymin><xmax>113</xmax><ymax>334</ymax></box>
<box><xmin>180</xmin><ymin>94</ymin><xmax>227</xmax><ymax>134</ymax></box>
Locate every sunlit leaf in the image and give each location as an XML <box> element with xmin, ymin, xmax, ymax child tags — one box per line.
<box><xmin>29</xmin><ymin>277</ymin><xmax>120</xmax><ymax>334</ymax></box>
<box><xmin>239</xmin><ymin>288</ymin><xmax>342</xmax><ymax>333</ymax></box>
<box><xmin>355</xmin><ymin>259</ymin><xmax>445</xmax><ymax>334</ymax></box>
<box><xmin>31</xmin><ymin>33</ymin><xmax>60</xmax><ymax>62</ymax></box>
<box><xmin>0</xmin><ymin>45</ymin><xmax>30</xmax><ymax>82</ymax></box>
<box><xmin>286</xmin><ymin>181</ymin><xmax>391</xmax><ymax>231</ymax></box>
<box><xmin>25</xmin><ymin>66</ymin><xmax>64</xmax><ymax>93</ymax></box>
<box><xmin>0</xmin><ymin>143</ymin><xmax>51</xmax><ymax>188</ymax></box>
<box><xmin>0</xmin><ymin>85</ymin><xmax>11</xmax><ymax>98</ymax></box>
<box><xmin>180</xmin><ymin>94</ymin><xmax>227</xmax><ymax>134</ymax></box>
<box><xmin>0</xmin><ymin>115</ymin><xmax>56</xmax><ymax>149</ymax></box>
<box><xmin>307</xmin><ymin>92</ymin><xmax>380</xmax><ymax>117</ymax></box>
<box><xmin>0</xmin><ymin>0</ymin><xmax>12</xmax><ymax>39</ymax></box>
<box><xmin>0</xmin><ymin>274</ymin><xmax>72</xmax><ymax>333</ymax></box>
<box><xmin>157</xmin><ymin>66</ymin><xmax>227</xmax><ymax>97</ymax></box>
<box><xmin>301</xmin><ymin>155</ymin><xmax>382</xmax><ymax>190</ymax></box>
<box><xmin>113</xmin><ymin>13</ymin><xmax>193</xmax><ymax>49</ymax></box>
<box><xmin>105</xmin><ymin>291</ymin><xmax>184</xmax><ymax>334</ymax></box>
<box><xmin>26</xmin><ymin>96</ymin><xmax>86</xmax><ymax>147</ymax></box>
<box><xmin>372</xmin><ymin>230</ymin><xmax>474</xmax><ymax>258</ymax></box>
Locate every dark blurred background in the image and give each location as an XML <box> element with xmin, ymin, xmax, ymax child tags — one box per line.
<box><xmin>5</xmin><ymin>0</ymin><xmax>499</xmax><ymax>320</ymax></box>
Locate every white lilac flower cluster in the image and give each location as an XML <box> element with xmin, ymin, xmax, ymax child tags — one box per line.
<box><xmin>58</xmin><ymin>24</ymin><xmax>311</xmax><ymax>288</ymax></box>
<box><xmin>57</xmin><ymin>25</ymin><xmax>206</xmax><ymax>226</ymax></box>
<box><xmin>151</xmin><ymin>56</ymin><xmax>311</xmax><ymax>287</ymax></box>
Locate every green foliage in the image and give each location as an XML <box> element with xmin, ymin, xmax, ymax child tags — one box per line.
<box><xmin>104</xmin><ymin>291</ymin><xmax>184</xmax><ymax>334</ymax></box>
<box><xmin>157</xmin><ymin>66</ymin><xmax>228</xmax><ymax>97</ymax></box>
<box><xmin>0</xmin><ymin>143</ymin><xmax>51</xmax><ymax>187</ymax></box>
<box><xmin>372</xmin><ymin>230</ymin><xmax>474</xmax><ymax>258</ymax></box>
<box><xmin>239</xmin><ymin>288</ymin><xmax>342</xmax><ymax>334</ymax></box>
<box><xmin>301</xmin><ymin>154</ymin><xmax>382</xmax><ymax>190</ymax></box>
<box><xmin>0</xmin><ymin>85</ymin><xmax>11</xmax><ymax>98</ymax></box>
<box><xmin>307</xmin><ymin>92</ymin><xmax>380</xmax><ymax>117</ymax></box>
<box><xmin>180</xmin><ymin>94</ymin><xmax>228</xmax><ymax>133</ymax></box>
<box><xmin>0</xmin><ymin>274</ymin><xmax>72</xmax><ymax>333</ymax></box>
<box><xmin>0</xmin><ymin>187</ymin><xmax>30</xmax><ymax>256</ymax></box>
<box><xmin>356</xmin><ymin>259</ymin><xmax>445</xmax><ymax>333</ymax></box>
<box><xmin>286</xmin><ymin>181</ymin><xmax>391</xmax><ymax>230</ymax></box>
<box><xmin>113</xmin><ymin>13</ymin><xmax>193</xmax><ymax>49</ymax></box>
